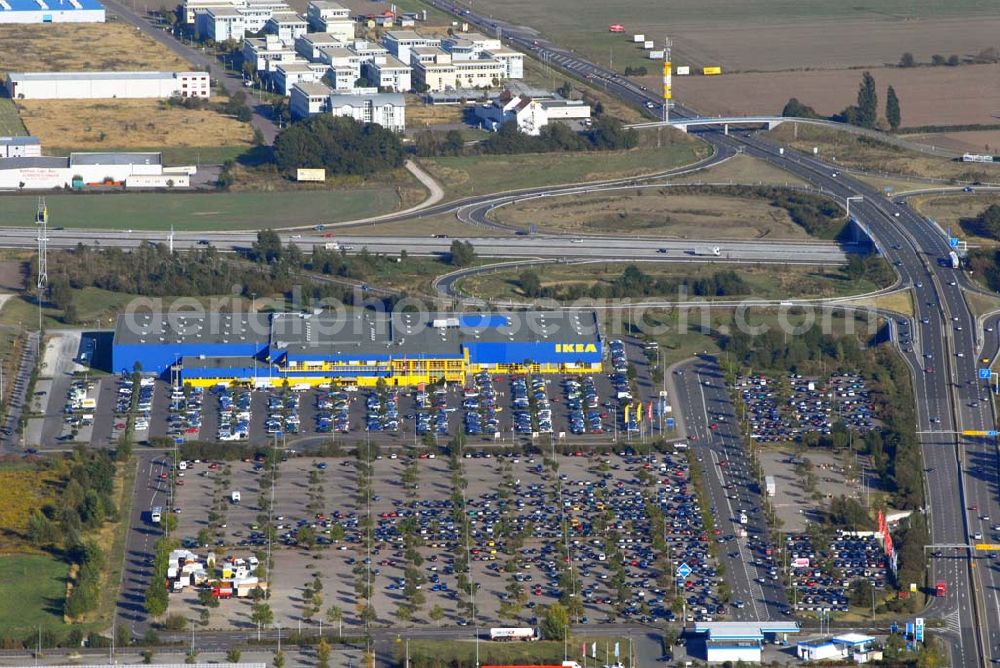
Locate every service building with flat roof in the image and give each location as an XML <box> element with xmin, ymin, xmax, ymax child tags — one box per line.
<box><xmin>6</xmin><ymin>71</ymin><xmax>210</xmax><ymax>100</ymax></box>
<box><xmin>0</xmin><ymin>0</ymin><xmax>105</xmax><ymax>23</ymax></box>
<box><xmin>113</xmin><ymin>310</ymin><xmax>603</xmax><ymax>388</ymax></box>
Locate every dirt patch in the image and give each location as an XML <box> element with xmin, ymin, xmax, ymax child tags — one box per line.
<box><xmin>654</xmin><ymin>63</ymin><xmax>1000</xmax><ymax>134</ymax></box>
<box><xmin>18</xmin><ymin>99</ymin><xmax>253</xmax><ymax>151</ymax></box>
<box><xmin>0</xmin><ymin>23</ymin><xmax>190</xmax><ymax>72</ymax></box>
<box><xmin>493</xmin><ymin>190</ymin><xmax>813</xmax><ymax>239</ymax></box>
<box><xmin>0</xmin><ymin>261</ymin><xmax>26</xmax><ymax>292</ymax></box>
<box><xmin>902</xmin><ymin>130</ymin><xmax>1000</xmax><ymax>154</ymax></box>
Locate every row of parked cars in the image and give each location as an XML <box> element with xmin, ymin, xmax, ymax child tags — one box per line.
<box><xmin>511</xmin><ymin>375</ymin><xmax>552</xmax><ymax>434</ymax></box>
<box><xmin>464</xmin><ymin>372</ymin><xmax>499</xmax><ymax>436</ymax></box>
<box><xmin>265</xmin><ymin>391</ymin><xmax>300</xmax><ymax>435</ymax></box>
<box><xmin>216</xmin><ymin>386</ymin><xmax>250</xmax><ymax>441</ymax></box>
<box><xmin>365</xmin><ymin>391</ymin><xmax>400</xmax><ymax>432</ymax></box>
<box><xmin>316</xmin><ymin>390</ymin><xmax>351</xmax><ymax>433</ymax></box>
<box><xmin>166</xmin><ymin>386</ymin><xmax>203</xmax><ymax>441</ymax></box>
<box><xmin>786</xmin><ymin>532</ymin><xmax>888</xmax><ymax>612</ymax></box>
<box><xmin>563</xmin><ymin>375</ymin><xmax>604</xmax><ymax>435</ymax></box>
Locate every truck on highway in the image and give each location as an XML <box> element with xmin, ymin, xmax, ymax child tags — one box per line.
<box><xmin>489</xmin><ymin>627</ymin><xmax>539</xmax><ymax>641</ymax></box>
<box><xmin>690</xmin><ymin>246</ymin><xmax>721</xmax><ymax>257</ymax></box>
<box><xmin>324</xmin><ymin>241</ymin><xmax>340</xmax><ymax>250</ymax></box>
<box><xmin>948</xmin><ymin>251</ymin><xmax>960</xmax><ymax>269</ymax></box>
<box><xmin>765</xmin><ymin>475</ymin><xmax>776</xmax><ymax>497</ymax></box>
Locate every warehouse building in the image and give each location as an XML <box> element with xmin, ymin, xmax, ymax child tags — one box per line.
<box><xmin>0</xmin><ymin>0</ymin><xmax>105</xmax><ymax>23</ymax></box>
<box><xmin>0</xmin><ymin>151</ymin><xmax>192</xmax><ymax>189</ymax></box>
<box><xmin>0</xmin><ymin>135</ymin><xmax>41</xmax><ymax>158</ymax></box>
<box><xmin>6</xmin><ymin>71</ymin><xmax>210</xmax><ymax>100</ymax></box>
<box><xmin>112</xmin><ymin>310</ymin><xmax>603</xmax><ymax>387</ymax></box>
<box><xmin>689</xmin><ymin>622</ymin><xmax>801</xmax><ymax>664</ymax></box>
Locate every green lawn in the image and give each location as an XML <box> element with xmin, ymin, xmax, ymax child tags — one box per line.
<box><xmin>0</xmin><ymin>99</ymin><xmax>27</xmax><ymax>136</ymax></box>
<box><xmin>457</xmin><ymin>262</ymin><xmax>882</xmax><ymax>301</ymax></box>
<box><xmin>0</xmin><ymin>554</ymin><xmax>69</xmax><ymax>635</ymax></box>
<box><xmin>0</xmin><ymin>188</ymin><xmax>403</xmax><ymax>231</ymax></box>
<box><xmin>420</xmin><ymin>140</ymin><xmax>708</xmax><ymax>200</ymax></box>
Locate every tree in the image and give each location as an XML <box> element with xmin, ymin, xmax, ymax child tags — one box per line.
<box><xmin>518</xmin><ymin>270</ymin><xmax>542</xmax><ymax>298</ymax></box>
<box><xmin>449</xmin><ymin>240</ymin><xmax>476</xmax><ymax>267</ymax></box>
<box><xmin>226</xmin><ymin>647</ymin><xmax>242</xmax><ymax>663</ymax></box>
<box><xmin>443</xmin><ymin>129</ymin><xmax>464</xmax><ymax>156</ymax></box>
<box><xmin>326</xmin><ymin>605</ymin><xmax>343</xmax><ymax>637</ymax></box>
<box><xmin>931</xmin><ymin>54</ymin><xmax>946</xmax><ymax>66</ymax></box>
<box><xmin>62</xmin><ymin>300</ymin><xmax>79</xmax><ymax>325</ymax></box>
<box><xmin>273</xmin><ymin>650</ymin><xmax>285</xmax><ymax>668</ymax></box>
<box><xmin>251</xmin><ymin>229</ymin><xmax>283</xmax><ymax>264</ymax></box>
<box><xmin>316</xmin><ymin>638</ymin><xmax>332</xmax><ymax>668</ymax></box>
<box><xmin>273</xmin><ymin>115</ymin><xmax>404</xmax><ymax>176</ymax></box>
<box><xmin>899</xmin><ymin>52</ymin><xmax>916</xmax><ymax>67</ymax></box>
<box><xmin>970</xmin><ymin>204</ymin><xmax>1000</xmax><ymax>240</ymax></box>
<box><xmin>429</xmin><ymin>603</ymin><xmax>445</xmax><ymax>621</ymax></box>
<box><xmin>848</xmin><ymin>578</ymin><xmax>874</xmax><ymax>607</ymax></box>
<box><xmin>251</xmin><ymin>602</ymin><xmax>274</xmax><ymax>630</ymax></box>
<box><xmin>885</xmin><ymin>85</ymin><xmax>901</xmax><ymax>131</ymax></box>
<box><xmin>557</xmin><ymin>80</ymin><xmax>572</xmax><ymax>99</ymax></box>
<box><xmin>781</xmin><ymin>97</ymin><xmax>819</xmax><ymax>118</ymax></box>
<box><xmin>856</xmin><ymin>71</ymin><xmax>877</xmax><ymax>128</ymax></box>
<box><xmin>947</xmin><ymin>54</ymin><xmax>961</xmax><ymax>66</ymax></box>
<box><xmin>540</xmin><ymin>602</ymin><xmax>570</xmax><ymax>640</ymax></box>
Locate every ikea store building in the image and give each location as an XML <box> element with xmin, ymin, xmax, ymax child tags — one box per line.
<box><xmin>112</xmin><ymin>310</ymin><xmax>604</xmax><ymax>387</ymax></box>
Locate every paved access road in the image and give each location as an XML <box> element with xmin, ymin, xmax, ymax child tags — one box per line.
<box><xmin>669</xmin><ymin>356</ymin><xmax>789</xmax><ymax>622</ymax></box>
<box><xmin>115</xmin><ymin>452</ymin><xmax>171</xmax><ymax>637</ymax></box>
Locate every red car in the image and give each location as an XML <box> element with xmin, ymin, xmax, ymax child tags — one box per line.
<box><xmin>709</xmin><ymin>423</ymin><xmax>718</xmax><ymax>430</ymax></box>
<box><xmin>158</xmin><ymin>472</ymin><xmax>168</xmax><ymax>480</ymax></box>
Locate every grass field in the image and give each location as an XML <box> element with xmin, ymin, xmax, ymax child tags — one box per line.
<box><xmin>420</xmin><ymin>137</ymin><xmax>709</xmax><ymax>199</ymax></box>
<box><xmin>0</xmin><ymin>554</ymin><xmax>69</xmax><ymax>635</ymax></box>
<box><xmin>0</xmin><ymin>23</ymin><xmax>189</xmax><ymax>72</ymax></box>
<box><xmin>0</xmin><ymin>188</ymin><xmax>404</xmax><ymax>230</ymax></box>
<box><xmin>457</xmin><ymin>261</ymin><xmax>881</xmax><ymax>301</ymax></box>
<box><xmin>0</xmin><ymin>288</ymin><xmax>145</xmax><ymax>330</ymax></box>
<box><xmin>18</xmin><ymin>99</ymin><xmax>253</xmax><ymax>153</ymax></box>
<box><xmin>403</xmin><ymin>636</ymin><xmax>634</xmax><ymax>666</ymax></box>
<box><xmin>444</xmin><ymin>0</ymin><xmax>1000</xmax><ymax>73</ymax></box>
<box><xmin>0</xmin><ymin>461</ymin><xmax>62</xmax><ymax>551</ymax></box>
<box><xmin>492</xmin><ymin>188</ymin><xmax>813</xmax><ymax>239</ymax></box>
<box><xmin>0</xmin><ymin>99</ymin><xmax>27</xmax><ymax>136</ymax></box>
<box><xmin>767</xmin><ymin>123</ymin><xmax>1000</xmax><ymax>183</ymax></box>
<box><xmin>668</xmin><ymin>154</ymin><xmax>805</xmax><ymax>188</ymax></box>
<box><xmin>911</xmin><ymin>192</ymin><xmax>1000</xmax><ymax>245</ymax></box>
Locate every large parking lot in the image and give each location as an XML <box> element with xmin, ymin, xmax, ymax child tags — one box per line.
<box><xmin>738</xmin><ymin>372</ymin><xmax>877</xmax><ymax>443</ymax></box>
<box><xmin>168</xmin><ymin>448</ymin><xmax>725</xmax><ymax>629</ymax></box>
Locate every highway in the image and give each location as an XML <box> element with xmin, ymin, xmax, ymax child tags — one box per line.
<box><xmin>0</xmin><ymin>227</ymin><xmax>854</xmax><ymax>264</ymax></box>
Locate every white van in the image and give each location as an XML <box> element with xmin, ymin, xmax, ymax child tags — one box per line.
<box><xmin>231</xmin><ymin>491</ymin><xmax>241</xmax><ymax>504</ymax></box>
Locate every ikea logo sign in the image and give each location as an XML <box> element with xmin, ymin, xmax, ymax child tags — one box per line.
<box><xmin>555</xmin><ymin>343</ymin><xmax>598</xmax><ymax>354</ymax></box>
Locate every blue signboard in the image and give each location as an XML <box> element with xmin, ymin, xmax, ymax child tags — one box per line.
<box><xmin>676</xmin><ymin>563</ymin><xmax>692</xmax><ymax>579</ymax></box>
<box><xmin>989</xmin><ymin>431</ymin><xmax>999</xmax><ymax>438</ymax></box>
<box><xmin>666</xmin><ymin>418</ymin><xmax>676</xmax><ymax>428</ymax></box>
<box><xmin>915</xmin><ymin>617</ymin><xmax>925</xmax><ymax>642</ymax></box>
<box><xmin>906</xmin><ymin>622</ymin><xmax>914</xmax><ymax>640</ymax></box>
<box><xmin>979</xmin><ymin>368</ymin><xmax>992</xmax><ymax>380</ymax></box>
<box><xmin>949</xmin><ymin>237</ymin><xmax>960</xmax><ymax>248</ymax></box>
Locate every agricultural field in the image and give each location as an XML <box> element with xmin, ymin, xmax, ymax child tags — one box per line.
<box><xmin>0</xmin><ymin>23</ymin><xmax>189</xmax><ymax>72</ymax></box>
<box><xmin>419</xmin><ymin>135</ymin><xmax>709</xmax><ymax>199</ymax></box>
<box><xmin>667</xmin><ymin>64</ymin><xmax>1000</xmax><ymax>144</ymax></box>
<box><xmin>0</xmin><ymin>187</ymin><xmax>405</xmax><ymax>231</ymax></box>
<box><xmin>455</xmin><ymin>262</ymin><xmax>884</xmax><ymax>302</ymax></box>
<box><xmin>491</xmin><ymin>188</ymin><xmax>814</xmax><ymax>239</ymax></box>
<box><xmin>767</xmin><ymin>123</ymin><xmax>1000</xmax><ymax>183</ymax></box>
<box><xmin>911</xmin><ymin>193</ymin><xmax>1000</xmax><ymax>245</ymax></box>
<box><xmin>445</xmin><ymin>0</ymin><xmax>1000</xmax><ymax>73</ymax></box>
<box><xmin>0</xmin><ymin>99</ymin><xmax>27</xmax><ymax>136</ymax></box>
<box><xmin>18</xmin><ymin>99</ymin><xmax>253</xmax><ymax>153</ymax></box>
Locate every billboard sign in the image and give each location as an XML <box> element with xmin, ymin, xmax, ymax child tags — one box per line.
<box><xmin>296</xmin><ymin>168</ymin><xmax>326</xmax><ymax>182</ymax></box>
<box><xmin>702</xmin><ymin>66</ymin><xmax>722</xmax><ymax>75</ymax></box>
<box><xmin>676</xmin><ymin>66</ymin><xmax>690</xmax><ymax>75</ymax></box>
<box><xmin>915</xmin><ymin>618</ymin><xmax>924</xmax><ymax>642</ymax></box>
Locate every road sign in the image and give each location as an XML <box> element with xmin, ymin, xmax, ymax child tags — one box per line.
<box><xmin>666</xmin><ymin>418</ymin><xmax>675</xmax><ymax>428</ymax></box>
<box><xmin>949</xmin><ymin>237</ymin><xmax>960</xmax><ymax>248</ymax></box>
<box><xmin>915</xmin><ymin>617</ymin><xmax>925</xmax><ymax>642</ymax></box>
<box><xmin>974</xmin><ymin>543</ymin><xmax>1000</xmax><ymax>551</ymax></box>
<box><xmin>979</xmin><ymin>368</ymin><xmax>992</xmax><ymax>379</ymax></box>
<box><xmin>676</xmin><ymin>562</ymin><xmax>692</xmax><ymax>579</ymax></box>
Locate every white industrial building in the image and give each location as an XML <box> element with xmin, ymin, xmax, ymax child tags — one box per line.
<box><xmin>264</xmin><ymin>11</ymin><xmax>306</xmax><ymax>47</ymax></box>
<box><xmin>365</xmin><ymin>56</ymin><xmax>411</xmax><ymax>93</ymax></box>
<box><xmin>289</xmin><ymin>83</ymin><xmax>404</xmax><ymax>131</ymax></box>
<box><xmin>0</xmin><ymin>0</ymin><xmax>105</xmax><ymax>23</ymax></box>
<box><xmin>691</xmin><ymin>622</ymin><xmax>800</xmax><ymax>664</ymax></box>
<box><xmin>273</xmin><ymin>61</ymin><xmax>324</xmax><ymax>95</ymax></box>
<box><xmin>0</xmin><ymin>136</ymin><xmax>41</xmax><ymax>158</ymax></box>
<box><xmin>475</xmin><ymin>92</ymin><xmax>591</xmax><ymax>135</ymax></box>
<box><xmin>383</xmin><ymin>29</ymin><xmax>440</xmax><ymax>64</ymax></box>
<box><xmin>242</xmin><ymin>35</ymin><xmax>299</xmax><ymax>73</ymax></box>
<box><xmin>305</xmin><ymin>0</ymin><xmax>353</xmax><ymax>40</ymax></box>
<box><xmin>0</xmin><ymin>152</ymin><xmax>193</xmax><ymax>189</ymax></box>
<box><xmin>194</xmin><ymin>5</ymin><xmax>244</xmax><ymax>41</ymax></box>
<box><xmin>188</xmin><ymin>0</ymin><xmax>290</xmax><ymax>35</ymax></box>
<box><xmin>6</xmin><ymin>71</ymin><xmax>210</xmax><ymax>100</ymax></box>
<box><xmin>797</xmin><ymin>634</ymin><xmax>882</xmax><ymax>664</ymax></box>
